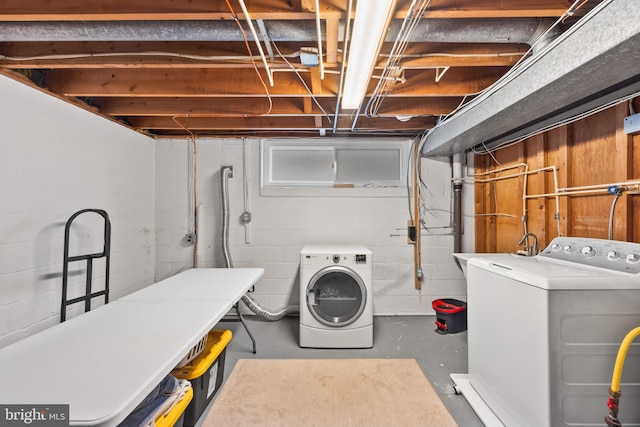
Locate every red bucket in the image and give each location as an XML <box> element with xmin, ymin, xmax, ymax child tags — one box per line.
<box><xmin>432</xmin><ymin>298</ymin><xmax>467</xmax><ymax>334</ymax></box>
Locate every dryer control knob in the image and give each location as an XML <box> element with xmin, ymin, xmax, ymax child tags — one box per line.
<box><xmin>563</xmin><ymin>245</ymin><xmax>574</xmax><ymax>253</ymax></box>
<box><xmin>332</xmin><ymin>254</ymin><xmax>341</xmax><ymax>263</ymax></box>
<box><xmin>551</xmin><ymin>243</ymin><xmax>562</xmax><ymax>251</ymax></box>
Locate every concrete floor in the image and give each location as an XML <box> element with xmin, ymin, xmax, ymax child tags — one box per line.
<box><xmin>196</xmin><ymin>315</ymin><xmax>483</xmax><ymax>426</ymax></box>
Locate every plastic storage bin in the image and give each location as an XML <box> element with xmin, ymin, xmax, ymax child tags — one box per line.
<box><xmin>172</xmin><ymin>329</ymin><xmax>232</xmax><ymax>427</ymax></box>
<box><xmin>176</xmin><ymin>334</ymin><xmax>208</xmax><ymax>368</ymax></box>
<box><xmin>155</xmin><ymin>386</ymin><xmax>193</xmax><ymax>427</ymax></box>
<box><xmin>119</xmin><ymin>376</ymin><xmax>192</xmax><ymax>427</ymax></box>
<box><xmin>432</xmin><ymin>298</ymin><xmax>467</xmax><ymax>334</ymax></box>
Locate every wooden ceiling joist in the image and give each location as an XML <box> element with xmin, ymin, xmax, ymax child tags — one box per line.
<box><xmin>0</xmin><ymin>0</ymin><xmax>578</xmax><ymax>137</ymax></box>
<box><xmin>94</xmin><ymin>96</ymin><xmax>462</xmax><ymax>117</ymax></box>
<box><xmin>129</xmin><ymin>114</ymin><xmax>436</xmax><ymax>132</ymax></box>
<box><xmin>43</xmin><ymin>67</ymin><xmax>504</xmax><ymax>97</ymax></box>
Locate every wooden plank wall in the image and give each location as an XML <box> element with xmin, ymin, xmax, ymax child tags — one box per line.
<box><xmin>474</xmin><ymin>99</ymin><xmax>640</xmax><ymax>253</ymax></box>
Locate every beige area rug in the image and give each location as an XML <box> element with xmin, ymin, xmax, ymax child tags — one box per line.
<box><xmin>202</xmin><ymin>359</ymin><xmax>458</xmax><ymax>427</ymax></box>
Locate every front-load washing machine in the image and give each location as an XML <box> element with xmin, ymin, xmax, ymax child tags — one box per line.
<box><xmin>299</xmin><ymin>245</ymin><xmax>373</xmax><ymax>348</ymax></box>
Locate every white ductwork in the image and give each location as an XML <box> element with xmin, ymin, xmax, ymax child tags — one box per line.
<box><xmin>421</xmin><ymin>0</ymin><xmax>640</xmax><ymax>157</ymax></box>
<box><xmin>0</xmin><ymin>18</ymin><xmax>553</xmax><ymax>44</ymax></box>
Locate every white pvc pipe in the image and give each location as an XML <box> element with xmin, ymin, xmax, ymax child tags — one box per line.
<box><xmin>333</xmin><ymin>0</ymin><xmax>353</xmax><ymax>133</ymax></box>
<box><xmin>468</xmin><ymin>164</ymin><xmax>562</xmax><ymax>236</ymax></box>
<box><xmin>195</xmin><ymin>204</ymin><xmax>204</xmax><ymax>267</ymax></box>
<box><xmin>315</xmin><ymin>0</ymin><xmax>324</xmax><ymax>79</ymax></box>
<box><xmin>471</xmin><ymin>162</ymin><xmax>529</xmax><ymax>178</ymax></box>
<box><xmin>237</xmin><ymin>0</ymin><xmax>274</xmax><ymax>86</ymax></box>
<box><xmin>557</xmin><ymin>180</ymin><xmax>640</xmax><ymax>192</ymax></box>
<box><xmin>452</xmin><ymin>152</ymin><xmax>463</xmax><ymax>183</ymax></box>
<box><xmin>529</xmin><ymin>187</ymin><xmax>638</xmax><ymax>197</ymax></box>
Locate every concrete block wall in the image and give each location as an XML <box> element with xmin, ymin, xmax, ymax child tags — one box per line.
<box><xmin>0</xmin><ymin>75</ymin><xmax>156</xmax><ymax>348</ymax></box>
<box><xmin>155</xmin><ymin>138</ymin><xmax>469</xmax><ymax>316</ymax></box>
<box><xmin>0</xmin><ymin>75</ymin><xmax>475</xmax><ymax>348</ymax></box>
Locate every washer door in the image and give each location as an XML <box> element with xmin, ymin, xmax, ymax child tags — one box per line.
<box><xmin>306</xmin><ymin>265</ymin><xmax>367</xmax><ymax>327</ymax></box>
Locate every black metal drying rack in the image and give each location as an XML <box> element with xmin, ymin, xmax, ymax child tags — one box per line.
<box><xmin>60</xmin><ymin>209</ymin><xmax>111</xmax><ymax>323</ymax></box>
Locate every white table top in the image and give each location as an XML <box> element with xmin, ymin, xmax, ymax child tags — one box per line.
<box><xmin>120</xmin><ymin>268</ymin><xmax>264</xmax><ymax>303</ymax></box>
<box><xmin>0</xmin><ymin>300</ymin><xmax>231</xmax><ymax>426</ymax></box>
<box><xmin>0</xmin><ymin>267</ymin><xmax>264</xmax><ymax>427</ymax></box>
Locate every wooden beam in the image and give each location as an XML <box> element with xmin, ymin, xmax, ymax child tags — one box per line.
<box><xmin>93</xmin><ymin>95</ymin><xmax>462</xmax><ymax>117</ymax></box>
<box><xmin>331</xmin><ymin>115</ymin><xmax>436</xmax><ymax>131</ymax></box>
<box><xmin>390</xmin><ymin>67</ymin><xmax>509</xmax><ymax>97</ymax></box>
<box><xmin>0</xmin><ymin>41</ymin><xmax>315</xmax><ymax>69</ymax></box>
<box><xmin>377</xmin><ymin>43</ymin><xmax>530</xmax><ymax>68</ymax></box>
<box><xmin>101</xmin><ymin>97</ymin><xmax>302</xmax><ymax>117</ymax></box>
<box><xmin>0</xmin><ymin>42</ymin><xmax>527</xmax><ymax>69</ymax></box>
<box><xmin>44</xmin><ymin>68</ymin><xmax>322</xmax><ymax>97</ymax></box>
<box><xmin>302</xmin><ymin>97</ymin><xmax>313</xmax><ymax>114</ymax></box>
<box><xmin>43</xmin><ymin>66</ymin><xmax>503</xmax><ymax>97</ymax></box>
<box><xmin>300</xmin><ymin>0</ymin><xmax>315</xmax><ymax>12</ymax></box>
<box><xmin>309</xmin><ymin>67</ymin><xmax>322</xmax><ymax>95</ymax></box>
<box><xmin>146</xmin><ymin>115</ymin><xmax>325</xmax><ymax>130</ymax></box>
<box><xmin>397</xmin><ymin>53</ymin><xmax>525</xmax><ymax>68</ymax></box>
<box><xmin>325</xmin><ymin>16</ymin><xmax>339</xmax><ymax>65</ymax></box>
<box><xmin>128</xmin><ymin>114</ymin><xmax>436</xmax><ymax>130</ymax></box>
<box><xmin>366</xmin><ymin>97</ymin><xmax>463</xmax><ymax>116</ymax></box>
<box><xmin>0</xmin><ymin>58</ymin><xmax>309</xmax><ymax>70</ymax></box>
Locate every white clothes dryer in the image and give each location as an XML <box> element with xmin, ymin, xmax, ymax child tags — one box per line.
<box><xmin>299</xmin><ymin>245</ymin><xmax>373</xmax><ymax>348</ymax></box>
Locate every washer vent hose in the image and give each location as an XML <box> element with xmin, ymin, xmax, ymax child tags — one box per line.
<box><xmin>220</xmin><ymin>166</ymin><xmax>298</xmax><ymax>321</ymax></box>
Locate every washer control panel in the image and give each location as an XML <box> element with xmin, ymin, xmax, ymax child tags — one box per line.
<box><xmin>540</xmin><ymin>237</ymin><xmax>640</xmax><ymax>273</ymax></box>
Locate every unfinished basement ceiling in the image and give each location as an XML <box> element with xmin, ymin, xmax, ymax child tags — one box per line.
<box><xmin>0</xmin><ymin>0</ymin><xmax>593</xmax><ymax>139</ymax></box>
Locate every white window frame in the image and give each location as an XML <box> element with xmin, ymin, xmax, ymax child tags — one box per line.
<box><xmin>260</xmin><ymin>138</ymin><xmax>411</xmax><ymax>197</ymax></box>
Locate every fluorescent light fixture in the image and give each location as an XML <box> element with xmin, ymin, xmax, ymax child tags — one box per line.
<box><xmin>341</xmin><ymin>0</ymin><xmax>397</xmax><ymax>109</ymax></box>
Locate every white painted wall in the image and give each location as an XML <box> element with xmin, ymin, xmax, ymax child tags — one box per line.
<box><xmin>155</xmin><ymin>138</ymin><xmax>467</xmax><ymax>316</ymax></box>
<box><xmin>0</xmin><ymin>75</ymin><xmax>156</xmax><ymax>348</ymax></box>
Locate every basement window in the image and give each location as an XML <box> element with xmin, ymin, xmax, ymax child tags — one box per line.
<box><xmin>260</xmin><ymin>138</ymin><xmax>410</xmax><ymax>194</ymax></box>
